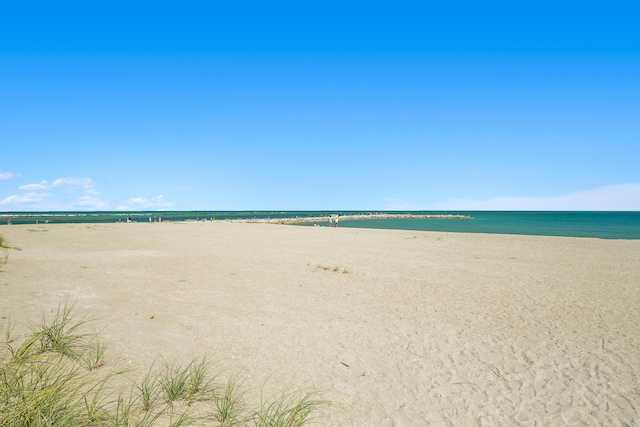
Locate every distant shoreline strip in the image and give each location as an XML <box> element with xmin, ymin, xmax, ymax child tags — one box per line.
<box><xmin>236</xmin><ymin>213</ymin><xmax>473</xmax><ymax>224</ymax></box>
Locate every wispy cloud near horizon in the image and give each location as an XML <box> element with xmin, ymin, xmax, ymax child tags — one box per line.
<box><xmin>0</xmin><ymin>192</ymin><xmax>51</xmax><ymax>207</ymax></box>
<box><xmin>2</xmin><ymin>176</ymin><xmax>108</xmax><ymax>211</ymax></box>
<box><xmin>116</xmin><ymin>194</ymin><xmax>175</xmax><ymax>211</ymax></box>
<box><xmin>0</xmin><ymin>171</ymin><xmax>17</xmax><ymax>180</ymax></box>
<box><xmin>2</xmin><ymin>173</ymin><xmax>178</xmax><ymax>211</ymax></box>
<box><xmin>434</xmin><ymin>183</ymin><xmax>640</xmax><ymax>211</ymax></box>
<box><xmin>18</xmin><ymin>180</ymin><xmax>49</xmax><ymax>191</ymax></box>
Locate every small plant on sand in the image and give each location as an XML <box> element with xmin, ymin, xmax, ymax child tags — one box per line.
<box><xmin>315</xmin><ymin>264</ymin><xmax>351</xmax><ymax>274</ymax></box>
<box><xmin>139</xmin><ymin>365</ymin><xmax>162</xmax><ymax>413</ymax></box>
<box><xmin>1</xmin><ymin>301</ymin><xmax>329</xmax><ymax>426</ymax></box>
<box><xmin>0</xmin><ymin>302</ymin><xmax>108</xmax><ymax>426</ymax></box>
<box><xmin>158</xmin><ymin>355</ymin><xmax>215</xmax><ymax>407</ymax></box>
<box><xmin>211</xmin><ymin>373</ymin><xmax>249</xmax><ymax>426</ymax></box>
<box><xmin>82</xmin><ymin>336</ymin><xmax>107</xmax><ymax>371</ymax></box>
<box><xmin>255</xmin><ymin>389</ymin><xmax>328</xmax><ymax>427</ymax></box>
<box><xmin>0</xmin><ymin>235</ymin><xmax>8</xmax><ymax>266</ymax></box>
<box><xmin>33</xmin><ymin>302</ymin><xmax>90</xmax><ymax>359</ymax></box>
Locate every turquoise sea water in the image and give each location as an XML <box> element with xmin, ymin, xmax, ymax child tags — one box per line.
<box><xmin>331</xmin><ymin>211</ymin><xmax>640</xmax><ymax>240</ymax></box>
<box><xmin>0</xmin><ymin>211</ymin><xmax>638</xmax><ymax>240</ymax></box>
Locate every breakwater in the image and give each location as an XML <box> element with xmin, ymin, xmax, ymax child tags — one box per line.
<box><xmin>238</xmin><ymin>213</ymin><xmax>472</xmax><ymax>224</ymax></box>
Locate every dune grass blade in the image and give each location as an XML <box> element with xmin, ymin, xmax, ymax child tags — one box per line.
<box><xmin>2</xmin><ymin>302</ymin><xmax>330</xmax><ymax>426</ymax></box>
<box><xmin>99</xmin><ymin>388</ymin><xmax>167</xmax><ymax>427</ymax></box>
<box><xmin>0</xmin><ymin>234</ymin><xmax>10</xmax><ymax>268</ymax></box>
<box><xmin>0</xmin><ymin>354</ymin><xmax>89</xmax><ymax>426</ymax></box>
<box><xmin>159</xmin><ymin>356</ymin><xmax>215</xmax><ymax>407</ymax></box>
<box><xmin>255</xmin><ymin>389</ymin><xmax>328</xmax><ymax>427</ymax></box>
<box><xmin>138</xmin><ymin>365</ymin><xmax>162</xmax><ymax>413</ymax></box>
<box><xmin>0</xmin><ymin>247</ymin><xmax>8</xmax><ymax>266</ymax></box>
<box><xmin>168</xmin><ymin>410</ymin><xmax>196</xmax><ymax>427</ymax></box>
<box><xmin>212</xmin><ymin>373</ymin><xmax>248</xmax><ymax>426</ymax></box>
<box><xmin>82</xmin><ymin>336</ymin><xmax>107</xmax><ymax>371</ymax></box>
<box><xmin>32</xmin><ymin>301</ymin><xmax>90</xmax><ymax>359</ymax></box>
<box><xmin>83</xmin><ymin>388</ymin><xmax>109</xmax><ymax>425</ymax></box>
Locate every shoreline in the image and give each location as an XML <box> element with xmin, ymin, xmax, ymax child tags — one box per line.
<box><xmin>1</xmin><ymin>211</ymin><xmax>637</xmax><ymax>240</ymax></box>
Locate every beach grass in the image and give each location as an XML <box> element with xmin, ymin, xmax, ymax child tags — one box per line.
<box><xmin>82</xmin><ymin>336</ymin><xmax>107</xmax><ymax>371</ymax></box>
<box><xmin>139</xmin><ymin>364</ymin><xmax>163</xmax><ymax>413</ymax></box>
<box><xmin>158</xmin><ymin>355</ymin><xmax>216</xmax><ymax>408</ymax></box>
<box><xmin>1</xmin><ymin>301</ymin><xmax>329</xmax><ymax>426</ymax></box>
<box><xmin>211</xmin><ymin>373</ymin><xmax>249</xmax><ymax>426</ymax></box>
<box><xmin>256</xmin><ymin>389</ymin><xmax>329</xmax><ymax>427</ymax></box>
<box><xmin>0</xmin><ymin>234</ymin><xmax>8</xmax><ymax>266</ymax></box>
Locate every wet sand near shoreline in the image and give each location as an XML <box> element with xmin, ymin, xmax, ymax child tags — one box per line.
<box><xmin>1</xmin><ymin>222</ymin><xmax>639</xmax><ymax>425</ymax></box>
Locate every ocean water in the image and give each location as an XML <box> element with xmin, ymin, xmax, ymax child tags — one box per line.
<box><xmin>0</xmin><ymin>211</ymin><xmax>638</xmax><ymax>240</ymax></box>
<box><xmin>324</xmin><ymin>211</ymin><xmax>640</xmax><ymax>240</ymax></box>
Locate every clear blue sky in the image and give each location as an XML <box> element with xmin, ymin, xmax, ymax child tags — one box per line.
<box><xmin>1</xmin><ymin>1</ymin><xmax>639</xmax><ymax>211</ymax></box>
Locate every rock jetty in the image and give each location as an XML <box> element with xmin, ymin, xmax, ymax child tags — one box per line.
<box><xmin>237</xmin><ymin>213</ymin><xmax>472</xmax><ymax>225</ymax></box>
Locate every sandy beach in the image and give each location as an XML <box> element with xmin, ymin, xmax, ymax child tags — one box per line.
<box><xmin>1</xmin><ymin>222</ymin><xmax>639</xmax><ymax>426</ymax></box>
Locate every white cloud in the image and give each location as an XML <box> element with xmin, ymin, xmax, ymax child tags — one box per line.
<box><xmin>434</xmin><ymin>183</ymin><xmax>640</xmax><ymax>211</ymax></box>
<box><xmin>19</xmin><ymin>180</ymin><xmax>49</xmax><ymax>191</ymax></box>
<box><xmin>71</xmin><ymin>196</ymin><xmax>110</xmax><ymax>210</ymax></box>
<box><xmin>51</xmin><ymin>177</ymin><xmax>99</xmax><ymax>195</ymax></box>
<box><xmin>118</xmin><ymin>194</ymin><xmax>175</xmax><ymax>211</ymax></box>
<box><xmin>2</xmin><ymin>176</ymin><xmax>106</xmax><ymax>211</ymax></box>
<box><xmin>2</xmin><ymin>174</ymin><xmax>176</xmax><ymax>211</ymax></box>
<box><xmin>128</xmin><ymin>197</ymin><xmax>148</xmax><ymax>204</ymax></box>
<box><xmin>17</xmin><ymin>177</ymin><xmax>98</xmax><ymax>194</ymax></box>
<box><xmin>0</xmin><ymin>171</ymin><xmax>16</xmax><ymax>180</ymax></box>
<box><xmin>0</xmin><ymin>192</ymin><xmax>51</xmax><ymax>206</ymax></box>
<box><xmin>151</xmin><ymin>195</ymin><xmax>173</xmax><ymax>208</ymax></box>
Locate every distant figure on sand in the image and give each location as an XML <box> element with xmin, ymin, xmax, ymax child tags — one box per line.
<box><xmin>334</xmin><ymin>215</ymin><xmax>339</xmax><ymax>227</ymax></box>
<box><xmin>328</xmin><ymin>216</ymin><xmax>333</xmax><ymax>227</ymax></box>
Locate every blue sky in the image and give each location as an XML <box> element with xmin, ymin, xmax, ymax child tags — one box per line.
<box><xmin>1</xmin><ymin>1</ymin><xmax>639</xmax><ymax>211</ymax></box>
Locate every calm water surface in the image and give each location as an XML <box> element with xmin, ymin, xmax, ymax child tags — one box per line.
<box><xmin>1</xmin><ymin>211</ymin><xmax>638</xmax><ymax>240</ymax></box>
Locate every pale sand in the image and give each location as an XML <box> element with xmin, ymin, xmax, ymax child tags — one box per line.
<box><xmin>1</xmin><ymin>222</ymin><xmax>639</xmax><ymax>426</ymax></box>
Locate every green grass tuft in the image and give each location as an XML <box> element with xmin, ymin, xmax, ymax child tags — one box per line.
<box><xmin>212</xmin><ymin>373</ymin><xmax>249</xmax><ymax>426</ymax></box>
<box><xmin>256</xmin><ymin>389</ymin><xmax>329</xmax><ymax>427</ymax></box>
<box><xmin>158</xmin><ymin>355</ymin><xmax>215</xmax><ymax>407</ymax></box>
<box><xmin>0</xmin><ymin>235</ymin><xmax>8</xmax><ymax>266</ymax></box>
<box><xmin>1</xmin><ymin>302</ymin><xmax>330</xmax><ymax>426</ymax></box>
<box><xmin>82</xmin><ymin>336</ymin><xmax>107</xmax><ymax>371</ymax></box>
<box><xmin>32</xmin><ymin>300</ymin><xmax>91</xmax><ymax>360</ymax></box>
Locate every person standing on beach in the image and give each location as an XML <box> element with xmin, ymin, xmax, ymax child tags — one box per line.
<box><xmin>328</xmin><ymin>216</ymin><xmax>333</xmax><ymax>227</ymax></box>
<box><xmin>334</xmin><ymin>215</ymin><xmax>339</xmax><ymax>227</ymax></box>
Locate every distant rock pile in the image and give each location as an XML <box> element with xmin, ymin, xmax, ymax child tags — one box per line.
<box><xmin>237</xmin><ymin>213</ymin><xmax>472</xmax><ymax>224</ymax></box>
